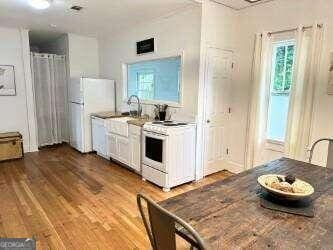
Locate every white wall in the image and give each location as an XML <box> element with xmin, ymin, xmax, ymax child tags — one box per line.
<box><xmin>235</xmin><ymin>0</ymin><xmax>333</xmax><ymax>167</ymax></box>
<box><xmin>98</xmin><ymin>5</ymin><xmax>201</xmax><ymax>118</ymax></box>
<box><xmin>201</xmin><ymin>0</ymin><xmax>238</xmax><ymax>49</ymax></box>
<box><xmin>0</xmin><ymin>27</ymin><xmax>36</xmax><ymax>152</ymax></box>
<box><xmin>68</xmin><ymin>34</ymin><xmax>99</xmax><ymax>78</ymax></box>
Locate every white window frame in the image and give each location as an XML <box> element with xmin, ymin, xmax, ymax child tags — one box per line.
<box><xmin>122</xmin><ymin>52</ymin><xmax>184</xmax><ymax>108</ymax></box>
<box><xmin>265</xmin><ymin>39</ymin><xmax>296</xmax><ymax>149</ymax></box>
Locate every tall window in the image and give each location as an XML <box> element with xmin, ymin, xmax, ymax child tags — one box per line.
<box><xmin>267</xmin><ymin>40</ymin><xmax>296</xmax><ymax>142</ymax></box>
<box><xmin>127</xmin><ymin>56</ymin><xmax>181</xmax><ymax>103</ymax></box>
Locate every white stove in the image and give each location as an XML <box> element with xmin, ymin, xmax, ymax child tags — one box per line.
<box><xmin>143</xmin><ymin>121</ymin><xmax>193</xmax><ymax>135</ymax></box>
<box><xmin>142</xmin><ymin>120</ymin><xmax>196</xmax><ymax>192</ymax></box>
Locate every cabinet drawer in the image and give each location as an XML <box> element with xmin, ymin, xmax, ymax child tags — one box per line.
<box><xmin>142</xmin><ymin>164</ymin><xmax>167</xmax><ymax>188</ymax></box>
<box><xmin>129</xmin><ymin>124</ymin><xmax>141</xmax><ymax>136</ymax></box>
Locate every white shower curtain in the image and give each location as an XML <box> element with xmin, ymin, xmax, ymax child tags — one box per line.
<box><xmin>31</xmin><ymin>53</ymin><xmax>68</xmax><ymax>147</ymax></box>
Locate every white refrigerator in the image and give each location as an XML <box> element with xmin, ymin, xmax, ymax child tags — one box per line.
<box><xmin>69</xmin><ymin>77</ymin><xmax>115</xmax><ymax>153</ymax></box>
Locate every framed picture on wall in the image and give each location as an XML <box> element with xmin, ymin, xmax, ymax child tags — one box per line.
<box><xmin>328</xmin><ymin>53</ymin><xmax>333</xmax><ymax>95</ymax></box>
<box><xmin>0</xmin><ymin>65</ymin><xmax>16</xmax><ymax>96</ymax></box>
<box><xmin>136</xmin><ymin>38</ymin><xmax>154</xmax><ymax>55</ymax></box>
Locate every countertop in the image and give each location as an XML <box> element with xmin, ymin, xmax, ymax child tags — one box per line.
<box><xmin>127</xmin><ymin>118</ymin><xmax>151</xmax><ymax>127</ymax></box>
<box><xmin>91</xmin><ymin>111</ymin><xmax>125</xmax><ymax>119</ymax></box>
<box><xmin>91</xmin><ymin>112</ymin><xmax>151</xmax><ymax>127</ymax></box>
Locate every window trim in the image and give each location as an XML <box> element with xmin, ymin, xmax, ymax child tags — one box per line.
<box><xmin>265</xmin><ymin>39</ymin><xmax>296</xmax><ymax>147</ymax></box>
<box><xmin>122</xmin><ymin>52</ymin><xmax>184</xmax><ymax>108</ymax></box>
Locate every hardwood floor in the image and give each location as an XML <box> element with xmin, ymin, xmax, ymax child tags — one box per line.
<box><xmin>0</xmin><ymin>144</ymin><xmax>232</xmax><ymax>249</ymax></box>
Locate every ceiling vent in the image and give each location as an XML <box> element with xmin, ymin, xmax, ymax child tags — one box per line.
<box><xmin>70</xmin><ymin>5</ymin><xmax>83</xmax><ymax>11</ymax></box>
<box><xmin>244</xmin><ymin>0</ymin><xmax>262</xmax><ymax>3</ymax></box>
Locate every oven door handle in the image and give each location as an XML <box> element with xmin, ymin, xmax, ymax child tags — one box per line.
<box><xmin>143</xmin><ymin>131</ymin><xmax>167</xmax><ymax>140</ymax></box>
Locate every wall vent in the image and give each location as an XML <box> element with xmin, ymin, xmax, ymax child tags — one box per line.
<box><xmin>70</xmin><ymin>5</ymin><xmax>83</xmax><ymax>11</ymax></box>
<box><xmin>244</xmin><ymin>0</ymin><xmax>261</xmax><ymax>3</ymax></box>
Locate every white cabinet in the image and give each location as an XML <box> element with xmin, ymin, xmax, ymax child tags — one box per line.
<box><xmin>107</xmin><ymin>133</ymin><xmax>117</xmax><ymax>159</ymax></box>
<box><xmin>117</xmin><ymin>136</ymin><xmax>130</xmax><ymax>165</ymax></box>
<box><xmin>130</xmin><ymin>132</ymin><xmax>141</xmax><ymax>172</ymax></box>
<box><xmin>106</xmin><ymin>119</ymin><xmax>142</xmax><ymax>173</ymax></box>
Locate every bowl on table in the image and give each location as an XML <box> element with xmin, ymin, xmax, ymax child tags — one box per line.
<box><xmin>257</xmin><ymin>174</ymin><xmax>314</xmax><ymax>201</ymax></box>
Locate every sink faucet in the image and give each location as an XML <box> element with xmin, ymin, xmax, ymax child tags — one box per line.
<box><xmin>127</xmin><ymin>95</ymin><xmax>142</xmax><ymax>117</ymax></box>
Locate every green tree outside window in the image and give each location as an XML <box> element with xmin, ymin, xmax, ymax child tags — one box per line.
<box><xmin>272</xmin><ymin>43</ymin><xmax>295</xmax><ymax>93</ymax></box>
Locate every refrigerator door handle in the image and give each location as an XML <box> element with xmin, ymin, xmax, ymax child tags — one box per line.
<box><xmin>71</xmin><ymin>101</ymin><xmax>84</xmax><ymax>105</ymax></box>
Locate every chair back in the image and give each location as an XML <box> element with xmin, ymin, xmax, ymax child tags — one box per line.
<box><xmin>309</xmin><ymin>138</ymin><xmax>333</xmax><ymax>168</ymax></box>
<box><xmin>137</xmin><ymin>193</ymin><xmax>206</xmax><ymax>250</ymax></box>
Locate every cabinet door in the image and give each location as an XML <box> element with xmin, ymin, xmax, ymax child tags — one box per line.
<box><xmin>107</xmin><ymin>133</ymin><xmax>117</xmax><ymax>159</ymax></box>
<box><xmin>117</xmin><ymin>136</ymin><xmax>130</xmax><ymax>165</ymax></box>
<box><xmin>130</xmin><ymin>133</ymin><xmax>141</xmax><ymax>172</ymax></box>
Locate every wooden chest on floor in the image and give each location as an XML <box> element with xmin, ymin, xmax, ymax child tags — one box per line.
<box><xmin>0</xmin><ymin>132</ymin><xmax>23</xmax><ymax>162</ymax></box>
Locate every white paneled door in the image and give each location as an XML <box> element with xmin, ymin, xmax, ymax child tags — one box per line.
<box><xmin>204</xmin><ymin>48</ymin><xmax>233</xmax><ymax>176</ymax></box>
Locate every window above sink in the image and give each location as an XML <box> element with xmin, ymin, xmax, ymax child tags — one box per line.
<box><xmin>123</xmin><ymin>55</ymin><xmax>183</xmax><ymax>107</ymax></box>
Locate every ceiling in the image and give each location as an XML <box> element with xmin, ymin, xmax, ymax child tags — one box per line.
<box><xmin>0</xmin><ymin>0</ymin><xmax>197</xmax><ymax>38</ymax></box>
<box><xmin>212</xmin><ymin>0</ymin><xmax>275</xmax><ymax>10</ymax></box>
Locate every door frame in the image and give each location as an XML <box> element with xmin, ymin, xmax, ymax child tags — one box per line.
<box><xmin>21</xmin><ymin>29</ymin><xmax>39</xmax><ymax>152</ymax></box>
<box><xmin>196</xmin><ymin>46</ymin><xmax>234</xmax><ymax>179</ymax></box>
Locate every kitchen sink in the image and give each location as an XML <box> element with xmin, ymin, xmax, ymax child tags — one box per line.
<box><xmin>107</xmin><ymin>117</ymin><xmax>132</xmax><ymax>137</ymax></box>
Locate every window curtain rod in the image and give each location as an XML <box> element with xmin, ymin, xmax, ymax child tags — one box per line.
<box><xmin>267</xmin><ymin>24</ymin><xmax>323</xmax><ymax>36</ymax></box>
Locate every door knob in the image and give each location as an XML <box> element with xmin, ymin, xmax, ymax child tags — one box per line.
<box><xmin>207</xmin><ymin>120</ymin><xmax>210</xmax><ymax>123</ymax></box>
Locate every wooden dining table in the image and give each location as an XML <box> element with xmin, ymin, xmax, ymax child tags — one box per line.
<box><xmin>159</xmin><ymin>158</ymin><xmax>333</xmax><ymax>249</ymax></box>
